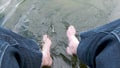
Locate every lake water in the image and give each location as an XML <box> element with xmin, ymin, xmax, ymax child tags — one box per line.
<box><xmin>0</xmin><ymin>0</ymin><xmax>118</xmax><ymax>68</ymax></box>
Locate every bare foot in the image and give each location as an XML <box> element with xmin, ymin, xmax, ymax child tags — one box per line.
<box><xmin>66</xmin><ymin>25</ymin><xmax>79</xmax><ymax>55</ymax></box>
<box><xmin>41</xmin><ymin>35</ymin><xmax>52</xmax><ymax>66</ymax></box>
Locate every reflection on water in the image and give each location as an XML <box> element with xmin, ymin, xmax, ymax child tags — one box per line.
<box><xmin>0</xmin><ymin>0</ymin><xmax>25</xmax><ymax>26</ymax></box>
<box><xmin>0</xmin><ymin>0</ymin><xmax>117</xmax><ymax>68</ymax></box>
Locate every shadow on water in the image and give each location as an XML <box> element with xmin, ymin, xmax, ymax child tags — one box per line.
<box><xmin>0</xmin><ymin>0</ymin><xmax>117</xmax><ymax>68</ymax></box>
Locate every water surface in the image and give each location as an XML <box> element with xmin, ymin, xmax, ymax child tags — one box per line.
<box><xmin>0</xmin><ymin>0</ymin><xmax>117</xmax><ymax>68</ymax></box>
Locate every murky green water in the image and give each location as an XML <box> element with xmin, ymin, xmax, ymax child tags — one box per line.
<box><xmin>0</xmin><ymin>0</ymin><xmax>118</xmax><ymax>68</ymax></box>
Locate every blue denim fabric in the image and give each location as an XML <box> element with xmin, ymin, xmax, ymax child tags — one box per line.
<box><xmin>0</xmin><ymin>27</ymin><xmax>42</xmax><ymax>68</ymax></box>
<box><xmin>77</xmin><ymin>19</ymin><xmax>120</xmax><ymax>68</ymax></box>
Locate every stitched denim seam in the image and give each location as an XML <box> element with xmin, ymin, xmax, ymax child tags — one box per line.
<box><xmin>0</xmin><ymin>42</ymin><xmax>10</xmax><ymax>68</ymax></box>
<box><xmin>111</xmin><ymin>28</ymin><xmax>120</xmax><ymax>43</ymax></box>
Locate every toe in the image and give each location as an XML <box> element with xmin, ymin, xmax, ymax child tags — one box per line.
<box><xmin>43</xmin><ymin>35</ymin><xmax>52</xmax><ymax>46</ymax></box>
<box><xmin>43</xmin><ymin>35</ymin><xmax>48</xmax><ymax>42</ymax></box>
<box><xmin>69</xmin><ymin>25</ymin><xmax>76</xmax><ymax>35</ymax></box>
<box><xmin>66</xmin><ymin>25</ymin><xmax>76</xmax><ymax>37</ymax></box>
